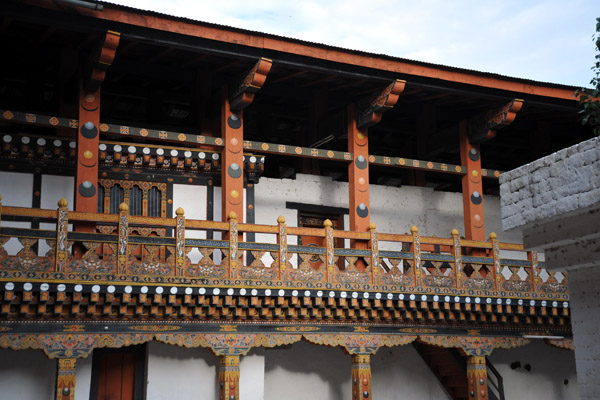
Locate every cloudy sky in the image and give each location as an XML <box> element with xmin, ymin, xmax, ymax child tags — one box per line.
<box><xmin>107</xmin><ymin>0</ymin><xmax>598</xmax><ymax>87</ymax></box>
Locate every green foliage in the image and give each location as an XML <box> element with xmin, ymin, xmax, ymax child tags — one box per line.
<box><xmin>576</xmin><ymin>18</ymin><xmax>600</xmax><ymax>136</ymax></box>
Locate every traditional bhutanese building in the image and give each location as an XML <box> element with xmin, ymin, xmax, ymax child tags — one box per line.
<box><xmin>0</xmin><ymin>1</ymin><xmax>592</xmax><ymax>399</ymax></box>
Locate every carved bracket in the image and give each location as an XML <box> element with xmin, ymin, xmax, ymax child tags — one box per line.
<box><xmin>230</xmin><ymin>57</ymin><xmax>273</xmax><ymax>112</ymax></box>
<box><xmin>84</xmin><ymin>30</ymin><xmax>120</xmax><ymax>93</ymax></box>
<box><xmin>356</xmin><ymin>79</ymin><xmax>406</xmax><ymax>130</ymax></box>
<box><xmin>418</xmin><ymin>335</ymin><xmax>530</xmax><ymax>356</ymax></box>
<box><xmin>303</xmin><ymin>333</ymin><xmax>416</xmax><ymax>355</ymax></box>
<box><xmin>469</xmin><ymin>99</ymin><xmax>523</xmax><ymax>144</ymax></box>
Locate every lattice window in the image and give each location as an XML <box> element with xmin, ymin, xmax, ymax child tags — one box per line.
<box><xmin>148</xmin><ymin>187</ymin><xmax>162</xmax><ymax>217</ymax></box>
<box><xmin>109</xmin><ymin>184</ymin><xmax>124</xmax><ymax>214</ymax></box>
<box><xmin>129</xmin><ymin>185</ymin><xmax>143</xmax><ymax>216</ymax></box>
<box><xmin>97</xmin><ymin>185</ymin><xmax>105</xmax><ymax>213</ymax></box>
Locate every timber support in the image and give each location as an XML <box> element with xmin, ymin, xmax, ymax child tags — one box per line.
<box><xmin>352</xmin><ymin>354</ymin><xmax>372</xmax><ymax>400</ymax></box>
<box><xmin>56</xmin><ymin>358</ymin><xmax>76</xmax><ymax>400</ymax></box>
<box><xmin>219</xmin><ymin>355</ymin><xmax>240</xmax><ymax>400</ymax></box>
<box><xmin>466</xmin><ymin>355</ymin><xmax>489</xmax><ymax>400</ymax></box>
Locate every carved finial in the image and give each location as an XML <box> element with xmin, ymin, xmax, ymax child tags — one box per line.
<box><xmin>489</xmin><ymin>232</ymin><xmax>497</xmax><ymax>240</ymax></box>
<box><xmin>0</xmin><ymin>194</ymin><xmax>2</xmax><ymax>202</ymax></box>
<box><xmin>451</xmin><ymin>228</ymin><xmax>459</xmax><ymax>236</ymax></box>
<box><xmin>228</xmin><ymin>211</ymin><xmax>237</xmax><ymax>221</ymax></box>
<box><xmin>323</xmin><ymin>219</ymin><xmax>333</xmax><ymax>228</ymax></box>
<box><xmin>368</xmin><ymin>222</ymin><xmax>376</xmax><ymax>231</ymax></box>
<box><xmin>277</xmin><ymin>215</ymin><xmax>286</xmax><ymax>224</ymax></box>
<box><xmin>410</xmin><ymin>225</ymin><xmax>418</xmax><ymax>234</ymax></box>
<box><xmin>175</xmin><ymin>207</ymin><xmax>185</xmax><ymax>216</ymax></box>
<box><xmin>58</xmin><ymin>198</ymin><xmax>68</xmax><ymax>208</ymax></box>
<box><xmin>118</xmin><ymin>202</ymin><xmax>129</xmax><ymax>212</ymax></box>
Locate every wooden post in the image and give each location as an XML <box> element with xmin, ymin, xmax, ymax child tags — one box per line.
<box><xmin>56</xmin><ymin>358</ymin><xmax>76</xmax><ymax>400</ymax></box>
<box><xmin>451</xmin><ymin>228</ymin><xmax>462</xmax><ymax>288</ymax></box>
<box><xmin>117</xmin><ymin>202</ymin><xmax>129</xmax><ymax>274</ymax></box>
<box><xmin>219</xmin><ymin>355</ymin><xmax>240</xmax><ymax>400</ymax></box>
<box><xmin>348</xmin><ymin>103</ymin><xmax>371</xmax><ymax>234</ymax></box>
<box><xmin>459</xmin><ymin>120</ymin><xmax>485</xmax><ymax>241</ymax></box>
<box><xmin>324</xmin><ymin>219</ymin><xmax>335</xmax><ymax>283</ymax></box>
<box><xmin>369</xmin><ymin>222</ymin><xmax>379</xmax><ymax>284</ymax></box>
<box><xmin>411</xmin><ymin>225</ymin><xmax>421</xmax><ymax>284</ymax></box>
<box><xmin>228</xmin><ymin>211</ymin><xmax>239</xmax><ymax>279</ymax></box>
<box><xmin>221</xmin><ymin>87</ymin><xmax>245</xmax><ymax>223</ymax></box>
<box><xmin>175</xmin><ymin>207</ymin><xmax>186</xmax><ymax>277</ymax></box>
<box><xmin>56</xmin><ymin>198</ymin><xmax>69</xmax><ymax>273</ymax></box>
<box><xmin>351</xmin><ymin>354</ymin><xmax>372</xmax><ymax>400</ymax></box>
<box><xmin>467</xmin><ymin>355</ymin><xmax>489</xmax><ymax>400</ymax></box>
<box><xmin>277</xmin><ymin>215</ymin><xmax>287</xmax><ymax>279</ymax></box>
<box><xmin>75</xmin><ymin>84</ymin><xmax>100</xmax><ymax>222</ymax></box>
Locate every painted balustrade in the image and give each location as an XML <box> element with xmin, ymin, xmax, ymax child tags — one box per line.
<box><xmin>0</xmin><ymin>195</ymin><xmax>568</xmax><ymax>301</ymax></box>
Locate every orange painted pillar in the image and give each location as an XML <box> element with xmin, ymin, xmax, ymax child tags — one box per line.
<box><xmin>56</xmin><ymin>358</ymin><xmax>76</xmax><ymax>400</ymax></box>
<box><xmin>348</xmin><ymin>104</ymin><xmax>370</xmax><ymax>233</ymax></box>
<box><xmin>221</xmin><ymin>87</ymin><xmax>245</xmax><ymax>223</ymax></box>
<box><xmin>467</xmin><ymin>356</ymin><xmax>489</xmax><ymax>400</ymax></box>
<box><xmin>459</xmin><ymin>120</ymin><xmax>485</xmax><ymax>241</ymax></box>
<box><xmin>219</xmin><ymin>355</ymin><xmax>240</xmax><ymax>400</ymax></box>
<box><xmin>76</xmin><ymin>84</ymin><xmax>101</xmax><ymax>230</ymax></box>
<box><xmin>351</xmin><ymin>354</ymin><xmax>372</xmax><ymax>400</ymax></box>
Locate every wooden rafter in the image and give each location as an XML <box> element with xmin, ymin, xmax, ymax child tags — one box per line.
<box><xmin>469</xmin><ymin>99</ymin><xmax>524</xmax><ymax>144</ymax></box>
<box><xmin>356</xmin><ymin>79</ymin><xmax>406</xmax><ymax>130</ymax></box>
<box><xmin>229</xmin><ymin>57</ymin><xmax>273</xmax><ymax>111</ymax></box>
<box><xmin>84</xmin><ymin>30</ymin><xmax>120</xmax><ymax>93</ymax></box>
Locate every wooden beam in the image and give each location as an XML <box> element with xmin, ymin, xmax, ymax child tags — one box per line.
<box><xmin>221</xmin><ymin>86</ymin><xmax>245</xmax><ymax>222</ymax></box>
<box><xmin>469</xmin><ymin>99</ymin><xmax>524</xmax><ymax>144</ymax></box>
<box><xmin>351</xmin><ymin>354</ymin><xmax>372</xmax><ymax>400</ymax></box>
<box><xmin>219</xmin><ymin>355</ymin><xmax>240</xmax><ymax>400</ymax></box>
<box><xmin>229</xmin><ymin>57</ymin><xmax>272</xmax><ymax>112</ymax></box>
<box><xmin>356</xmin><ymin>79</ymin><xmax>405</xmax><ymax>130</ymax></box>
<box><xmin>84</xmin><ymin>30</ymin><xmax>120</xmax><ymax>93</ymax></box>
<box><xmin>467</xmin><ymin>356</ymin><xmax>489</xmax><ymax>400</ymax></box>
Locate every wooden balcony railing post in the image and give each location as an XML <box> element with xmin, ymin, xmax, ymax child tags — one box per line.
<box><xmin>528</xmin><ymin>250</ymin><xmax>539</xmax><ymax>293</ymax></box>
<box><xmin>0</xmin><ymin>194</ymin><xmax>2</xmax><ymax>227</ymax></box>
<box><xmin>324</xmin><ymin>219</ymin><xmax>335</xmax><ymax>283</ymax></box>
<box><xmin>489</xmin><ymin>232</ymin><xmax>500</xmax><ymax>290</ymax></box>
<box><xmin>228</xmin><ymin>211</ymin><xmax>238</xmax><ymax>279</ymax></box>
<box><xmin>369</xmin><ymin>222</ymin><xmax>379</xmax><ymax>284</ymax></box>
<box><xmin>56</xmin><ymin>198</ymin><xmax>69</xmax><ymax>273</ymax></box>
<box><xmin>411</xmin><ymin>225</ymin><xmax>422</xmax><ymax>286</ymax></box>
<box><xmin>117</xmin><ymin>202</ymin><xmax>129</xmax><ymax>275</ymax></box>
<box><xmin>451</xmin><ymin>228</ymin><xmax>462</xmax><ymax>289</ymax></box>
<box><xmin>277</xmin><ymin>215</ymin><xmax>287</xmax><ymax>279</ymax></box>
<box><xmin>175</xmin><ymin>207</ymin><xmax>185</xmax><ymax>277</ymax></box>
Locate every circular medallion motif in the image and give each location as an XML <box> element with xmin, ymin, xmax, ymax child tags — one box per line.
<box><xmin>295</xmin><ymin>147</ymin><xmax>303</xmax><ymax>154</ymax></box>
<box><xmin>3</xmin><ymin>111</ymin><xmax>14</xmax><ymax>120</ymax></box>
<box><xmin>215</xmin><ymin>138</ymin><xmax>224</xmax><ymax>146</ymax></box>
<box><xmin>261</xmin><ymin>143</ymin><xmax>269</xmax><ymax>150</ymax></box>
<box><xmin>139</xmin><ymin>128</ymin><xmax>148</xmax><ymax>136</ymax></box>
<box><xmin>178</xmin><ymin>133</ymin><xmax>187</xmax><ymax>141</ymax></box>
<box><xmin>49</xmin><ymin>117</ymin><xmax>59</xmax><ymax>126</ymax></box>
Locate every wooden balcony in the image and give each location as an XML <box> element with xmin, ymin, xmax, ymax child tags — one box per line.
<box><xmin>0</xmin><ymin>196</ymin><xmax>570</xmax><ymax>331</ymax></box>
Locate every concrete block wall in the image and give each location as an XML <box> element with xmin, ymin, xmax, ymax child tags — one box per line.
<box><xmin>500</xmin><ymin>136</ymin><xmax>600</xmax><ymax>232</ymax></box>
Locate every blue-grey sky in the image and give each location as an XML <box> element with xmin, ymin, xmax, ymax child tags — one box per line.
<box><xmin>107</xmin><ymin>0</ymin><xmax>598</xmax><ymax>87</ymax></box>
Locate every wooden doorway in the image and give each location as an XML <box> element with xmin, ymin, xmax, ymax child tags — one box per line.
<box><xmin>90</xmin><ymin>345</ymin><xmax>146</xmax><ymax>400</ymax></box>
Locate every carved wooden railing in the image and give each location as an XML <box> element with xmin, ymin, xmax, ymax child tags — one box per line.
<box><xmin>0</xmin><ymin>197</ymin><xmax>568</xmax><ymax>301</ymax></box>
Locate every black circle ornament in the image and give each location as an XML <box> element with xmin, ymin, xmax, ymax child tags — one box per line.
<box><xmin>355</xmin><ymin>155</ymin><xmax>368</xmax><ymax>170</ymax></box>
<box><xmin>228</xmin><ymin>163</ymin><xmax>242</xmax><ymax>179</ymax></box>
<box><xmin>227</xmin><ymin>114</ymin><xmax>242</xmax><ymax>129</ymax></box>
<box><xmin>62</xmin><ymin>388</ymin><xmax>70</xmax><ymax>396</ymax></box>
<box><xmin>356</xmin><ymin>203</ymin><xmax>369</xmax><ymax>218</ymax></box>
<box><xmin>363</xmin><ymin>391</ymin><xmax>369</xmax><ymax>398</ymax></box>
<box><xmin>78</xmin><ymin>181</ymin><xmax>96</xmax><ymax>197</ymax></box>
<box><xmin>81</xmin><ymin>121</ymin><xmax>98</xmax><ymax>139</ymax></box>
<box><xmin>470</xmin><ymin>191</ymin><xmax>482</xmax><ymax>205</ymax></box>
<box><xmin>468</xmin><ymin>147</ymin><xmax>480</xmax><ymax>162</ymax></box>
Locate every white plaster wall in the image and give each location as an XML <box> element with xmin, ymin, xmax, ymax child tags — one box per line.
<box><xmin>255</xmin><ymin>174</ymin><xmax>523</xmax><ymax>251</ymax></box>
<box><xmin>240</xmin><ymin>349</ymin><xmax>266</xmax><ymax>400</ymax></box>
<box><xmin>0</xmin><ymin>171</ymin><xmax>34</xmax><ymax>255</ymax></box>
<box><xmin>0</xmin><ymin>349</ymin><xmax>55</xmax><ymax>400</ymax></box>
<box><xmin>488</xmin><ymin>340</ymin><xmax>579</xmax><ymax>400</ymax></box>
<box><xmin>74</xmin><ymin>355</ymin><xmax>93</xmax><ymax>400</ymax></box>
<box><xmin>264</xmin><ymin>341</ymin><xmax>351</xmax><ymax>400</ymax></box>
<box><xmin>371</xmin><ymin>345</ymin><xmax>448</xmax><ymax>400</ymax></box>
<box><xmin>146</xmin><ymin>342</ymin><xmax>218</xmax><ymax>400</ymax></box>
<box><xmin>173</xmin><ymin>184</ymin><xmax>207</xmax><ymax>263</ymax></box>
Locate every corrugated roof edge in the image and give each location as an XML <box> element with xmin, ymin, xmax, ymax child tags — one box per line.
<box><xmin>98</xmin><ymin>0</ymin><xmax>580</xmax><ymax>92</ymax></box>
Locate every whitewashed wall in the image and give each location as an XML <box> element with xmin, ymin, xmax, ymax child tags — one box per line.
<box><xmin>0</xmin><ymin>171</ymin><xmax>34</xmax><ymax>255</ymax></box>
<box><xmin>0</xmin><ymin>349</ymin><xmax>91</xmax><ymax>400</ymax></box>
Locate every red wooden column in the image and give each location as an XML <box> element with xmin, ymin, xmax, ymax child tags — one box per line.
<box><xmin>75</xmin><ymin>31</ymin><xmax>119</xmax><ymax>227</ymax></box>
<box><xmin>221</xmin><ymin>58</ymin><xmax>272</xmax><ymax>222</ymax></box>
<box><xmin>219</xmin><ymin>355</ymin><xmax>240</xmax><ymax>400</ymax></box>
<box><xmin>221</xmin><ymin>87</ymin><xmax>245</xmax><ymax>222</ymax></box>
<box><xmin>348</xmin><ymin>103</ymin><xmax>371</xmax><ymax>233</ymax></box>
<box><xmin>351</xmin><ymin>354</ymin><xmax>372</xmax><ymax>400</ymax></box>
<box><xmin>350</xmin><ymin>80</ymin><xmax>405</xmax><ymax>233</ymax></box>
<box><xmin>56</xmin><ymin>358</ymin><xmax>76</xmax><ymax>400</ymax></box>
<box><xmin>467</xmin><ymin>355</ymin><xmax>489</xmax><ymax>400</ymax></box>
<box><xmin>461</xmin><ymin>99</ymin><xmax>523</xmax><ymax>240</ymax></box>
<box><xmin>459</xmin><ymin>120</ymin><xmax>485</xmax><ymax>241</ymax></box>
